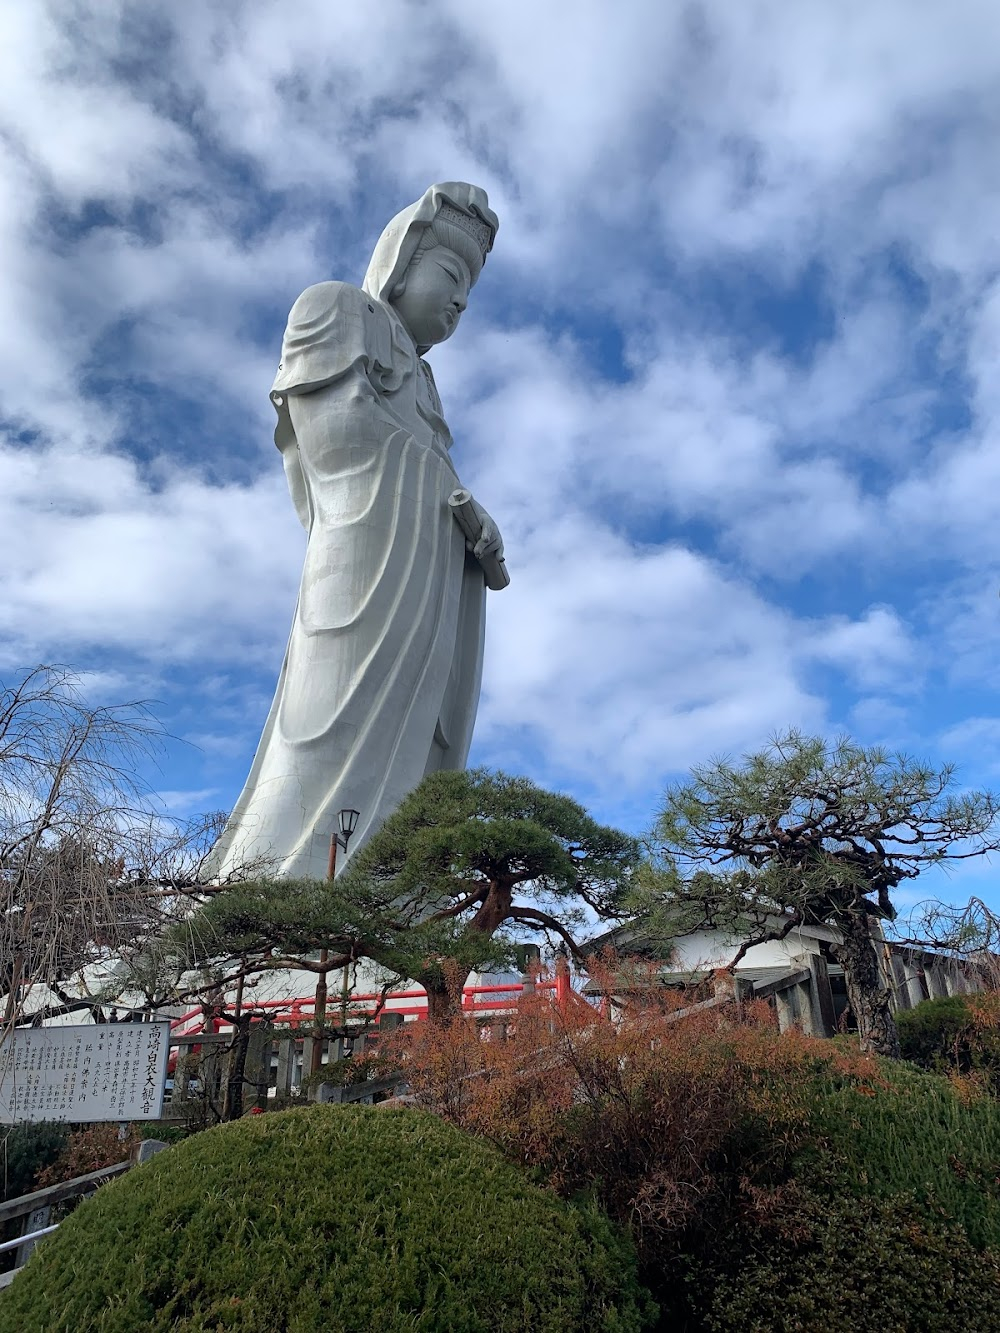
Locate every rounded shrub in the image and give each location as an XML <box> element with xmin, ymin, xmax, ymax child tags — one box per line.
<box><xmin>897</xmin><ymin>992</ymin><xmax>1000</xmax><ymax>1093</ymax></box>
<box><xmin>794</xmin><ymin>1061</ymin><xmax>1000</xmax><ymax>1249</ymax></box>
<box><xmin>703</xmin><ymin>1191</ymin><xmax>1000</xmax><ymax>1333</ymax></box>
<box><xmin>666</xmin><ymin>1055</ymin><xmax>1000</xmax><ymax>1327</ymax></box>
<box><xmin>1</xmin><ymin>1121</ymin><xmax>68</xmax><ymax>1202</ymax></box>
<box><xmin>0</xmin><ymin>1106</ymin><xmax>654</xmax><ymax>1333</ymax></box>
<box><xmin>896</xmin><ymin>994</ymin><xmax>981</xmax><ymax>1068</ymax></box>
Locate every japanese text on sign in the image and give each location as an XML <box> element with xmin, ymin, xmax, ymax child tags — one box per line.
<box><xmin>0</xmin><ymin>1022</ymin><xmax>170</xmax><ymax>1124</ymax></box>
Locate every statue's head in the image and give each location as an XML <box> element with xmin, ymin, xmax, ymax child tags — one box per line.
<box><xmin>362</xmin><ymin>183</ymin><xmax>498</xmax><ymax>353</ymax></box>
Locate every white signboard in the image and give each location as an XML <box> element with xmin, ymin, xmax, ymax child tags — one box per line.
<box><xmin>0</xmin><ymin>1022</ymin><xmax>170</xmax><ymax>1125</ymax></box>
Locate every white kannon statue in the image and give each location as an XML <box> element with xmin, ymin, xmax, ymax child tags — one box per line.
<box><xmin>208</xmin><ymin>183</ymin><xmax>505</xmax><ymax>881</ymax></box>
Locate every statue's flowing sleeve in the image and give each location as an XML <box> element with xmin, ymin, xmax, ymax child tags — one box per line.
<box><xmin>269</xmin><ymin>282</ymin><xmax>411</xmax><ymax>525</ymax></box>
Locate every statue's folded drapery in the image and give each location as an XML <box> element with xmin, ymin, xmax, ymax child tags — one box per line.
<box><xmin>207</xmin><ymin>280</ymin><xmax>487</xmax><ymax>881</ymax></box>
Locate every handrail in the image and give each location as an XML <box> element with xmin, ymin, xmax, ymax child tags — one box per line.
<box><xmin>316</xmin><ymin>1076</ymin><xmax>403</xmax><ymax>1105</ymax></box>
<box><xmin>0</xmin><ymin>1224</ymin><xmax>59</xmax><ymax>1256</ymax></box>
<box><xmin>751</xmin><ymin>968</ymin><xmax>812</xmax><ymax>1000</ymax></box>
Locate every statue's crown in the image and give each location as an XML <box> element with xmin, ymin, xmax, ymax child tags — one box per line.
<box><xmin>436</xmin><ymin>203</ymin><xmax>494</xmax><ymax>260</ymax></box>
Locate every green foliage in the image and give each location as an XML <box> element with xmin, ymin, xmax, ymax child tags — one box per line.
<box><xmin>659</xmin><ymin>1050</ymin><xmax>1000</xmax><ymax>1327</ymax></box>
<box><xmin>896</xmin><ymin>994</ymin><xmax>974</xmax><ymax>1066</ymax></box>
<box><xmin>646</xmin><ymin>731</ymin><xmax>1000</xmax><ymax>1056</ymax></box>
<box><xmin>138</xmin><ymin>1123</ymin><xmax>187</xmax><ymax>1145</ymax></box>
<box><xmin>0</xmin><ymin>1122</ymin><xmax>72</xmax><ymax>1277</ymax></box>
<box><xmin>346</xmin><ymin>768</ymin><xmax>637</xmax><ymax>914</ymax></box>
<box><xmin>703</xmin><ymin>1190</ymin><xmax>1000</xmax><ymax>1332</ymax></box>
<box><xmin>297</xmin><ymin>1053</ymin><xmax>385</xmax><ymax>1093</ymax></box>
<box><xmin>678</xmin><ymin>1057</ymin><xmax>1000</xmax><ymax>1327</ymax></box>
<box><xmin>177</xmin><ymin>769</ymin><xmax>640</xmax><ymax>1014</ymax></box>
<box><xmin>654</xmin><ymin>731</ymin><xmax>1000</xmax><ymax>931</ymax></box>
<box><xmin>175</xmin><ymin>873</ymin><xmax>382</xmax><ymax>964</ymax></box>
<box><xmin>0</xmin><ymin>1121</ymin><xmax>68</xmax><ymax>1202</ymax></box>
<box><xmin>792</xmin><ymin>1061</ymin><xmax>1000</xmax><ymax>1250</ymax></box>
<box><xmin>896</xmin><ymin>992</ymin><xmax>1000</xmax><ymax>1093</ymax></box>
<box><xmin>0</xmin><ymin>1106</ymin><xmax>656</xmax><ymax>1333</ymax></box>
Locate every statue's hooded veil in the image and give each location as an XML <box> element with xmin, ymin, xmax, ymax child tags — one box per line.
<box><xmin>271</xmin><ymin>183</ymin><xmax>498</xmax><ymax>414</ymax></box>
<box><xmin>270</xmin><ymin>182</ymin><xmax>496</xmax><ymax>447</ymax></box>
<box><xmin>362</xmin><ymin>182</ymin><xmax>498</xmax><ymax>306</ymax></box>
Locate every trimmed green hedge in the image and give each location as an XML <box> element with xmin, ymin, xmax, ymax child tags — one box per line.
<box><xmin>794</xmin><ymin>1062</ymin><xmax>1000</xmax><ymax>1248</ymax></box>
<box><xmin>704</xmin><ymin>1191</ymin><xmax>1000</xmax><ymax>1332</ymax></box>
<box><xmin>639</xmin><ymin>1055</ymin><xmax>1000</xmax><ymax>1329</ymax></box>
<box><xmin>896</xmin><ymin>992</ymin><xmax>1000</xmax><ymax>1097</ymax></box>
<box><xmin>682</xmin><ymin>1060</ymin><xmax>1000</xmax><ymax>1330</ymax></box>
<box><xmin>0</xmin><ymin>1106</ymin><xmax>655</xmax><ymax>1333</ymax></box>
<box><xmin>896</xmin><ymin>994</ymin><xmax>975</xmax><ymax>1069</ymax></box>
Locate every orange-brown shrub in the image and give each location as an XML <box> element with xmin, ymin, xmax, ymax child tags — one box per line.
<box><xmin>34</xmin><ymin>1122</ymin><xmax>138</xmax><ymax>1188</ymax></box>
<box><xmin>386</xmin><ymin>961</ymin><xmax>882</xmax><ymax>1262</ymax></box>
<box><xmin>383</xmin><ymin>968</ymin><xmax>1000</xmax><ymax>1329</ymax></box>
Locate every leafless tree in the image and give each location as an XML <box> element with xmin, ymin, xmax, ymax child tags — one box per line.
<box><xmin>0</xmin><ymin>666</ymin><xmax>240</xmax><ymax>1032</ymax></box>
<box><xmin>894</xmin><ymin>895</ymin><xmax>1000</xmax><ymax>992</ymax></box>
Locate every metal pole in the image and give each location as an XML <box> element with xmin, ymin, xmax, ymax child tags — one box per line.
<box><xmin>0</xmin><ymin>1223</ymin><xmax>60</xmax><ymax>1257</ymax></box>
<box><xmin>310</xmin><ymin>835</ymin><xmax>338</xmax><ymax>1075</ymax></box>
<box><xmin>340</xmin><ymin>955</ymin><xmax>351</xmax><ymax>1032</ymax></box>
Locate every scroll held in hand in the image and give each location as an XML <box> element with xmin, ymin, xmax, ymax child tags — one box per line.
<box><xmin>449</xmin><ymin>489</ymin><xmax>510</xmax><ymax>591</ymax></box>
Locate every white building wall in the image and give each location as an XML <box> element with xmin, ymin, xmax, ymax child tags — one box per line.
<box><xmin>667</xmin><ymin>926</ymin><xmax>830</xmax><ymax>974</ymax></box>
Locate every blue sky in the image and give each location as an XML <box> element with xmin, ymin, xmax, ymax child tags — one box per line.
<box><xmin>3</xmin><ymin>1</ymin><xmax>1000</xmax><ymax>914</ymax></box>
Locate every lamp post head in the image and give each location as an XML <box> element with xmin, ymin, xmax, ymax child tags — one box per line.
<box><xmin>338</xmin><ymin>808</ymin><xmax>361</xmax><ymax>842</ymax></box>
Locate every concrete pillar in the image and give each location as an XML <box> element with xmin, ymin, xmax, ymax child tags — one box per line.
<box><xmin>947</xmin><ymin>965</ymin><xmax>972</xmax><ymax>996</ymax></box>
<box><xmin>169</xmin><ymin>1041</ymin><xmax>191</xmax><ymax>1108</ymax></box>
<box><xmin>275</xmin><ymin>1035</ymin><xmax>294</xmax><ymax>1096</ymax></box>
<box><xmin>939</xmin><ymin>963</ymin><xmax>969</xmax><ymax>997</ymax></box>
<box><xmin>299</xmin><ymin>1036</ymin><xmax>315</xmax><ymax>1087</ymax></box>
<box><xmin>890</xmin><ymin>959</ymin><xmax>917</xmax><ymax>1007</ymax></box>
<box><xmin>793</xmin><ymin>980</ymin><xmax>819</xmax><ymax>1036</ymax></box>
<box><xmin>774</xmin><ymin>985</ymin><xmax>797</xmax><ymax>1033</ymax></box>
<box><xmin>903</xmin><ymin>958</ymin><xmax>928</xmax><ymax>1008</ymax></box>
<box><xmin>888</xmin><ymin>954</ymin><xmax>924</xmax><ymax>1012</ymax></box>
<box><xmin>924</xmin><ymin>961</ymin><xmax>949</xmax><ymax>1000</ymax></box>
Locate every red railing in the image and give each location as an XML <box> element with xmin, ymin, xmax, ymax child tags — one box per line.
<box><xmin>169</xmin><ymin>974</ymin><xmax>570</xmax><ymax>1038</ymax></box>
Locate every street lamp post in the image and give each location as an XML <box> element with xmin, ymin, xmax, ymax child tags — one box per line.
<box><xmin>326</xmin><ymin>807</ymin><xmax>361</xmax><ymax>881</ymax></box>
<box><xmin>311</xmin><ymin>808</ymin><xmax>361</xmax><ymax>1076</ymax></box>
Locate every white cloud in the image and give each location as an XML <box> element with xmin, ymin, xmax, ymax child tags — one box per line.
<box><xmin>805</xmin><ymin>607</ymin><xmax>920</xmax><ymax>694</ymax></box>
<box><xmin>940</xmin><ymin>716</ymin><xmax>1000</xmax><ymax>755</ymax></box>
<box><xmin>0</xmin><ymin>440</ymin><xmax>302</xmax><ymax>664</ymax></box>
<box><xmin>0</xmin><ymin>5</ymin><xmax>192</xmax><ymax>205</ymax></box>
<box><xmin>480</xmin><ymin>522</ymin><xmax>824</xmax><ymax>793</ymax></box>
<box><xmin>0</xmin><ymin>0</ymin><xmax>999</xmax><ymax>899</ymax></box>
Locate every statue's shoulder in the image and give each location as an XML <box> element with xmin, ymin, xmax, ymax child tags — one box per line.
<box><xmin>275</xmin><ymin>282</ymin><xmax>406</xmax><ymax>400</ymax></box>
<box><xmin>286</xmin><ymin>281</ymin><xmax>385</xmax><ymax>329</ymax></box>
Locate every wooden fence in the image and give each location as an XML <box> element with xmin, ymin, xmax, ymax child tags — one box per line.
<box><xmin>164</xmin><ymin>943</ymin><xmax>978</xmax><ymax>1116</ymax></box>
<box><xmin>0</xmin><ymin>1141</ymin><xmax>169</xmax><ymax>1291</ymax></box>
<box><xmin>165</xmin><ymin>1024</ymin><xmax>403</xmax><ymax>1123</ymax></box>
<box><xmin>738</xmin><ymin>945</ymin><xmax>972</xmax><ymax>1039</ymax></box>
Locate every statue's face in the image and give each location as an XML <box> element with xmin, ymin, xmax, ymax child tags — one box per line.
<box><xmin>391</xmin><ymin>246</ymin><xmax>472</xmax><ymax>347</ymax></box>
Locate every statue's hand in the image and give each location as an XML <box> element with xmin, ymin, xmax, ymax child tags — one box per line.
<box><xmin>473</xmin><ymin>507</ymin><xmax>504</xmax><ymax>562</ymax></box>
<box><xmin>448</xmin><ymin>488</ymin><xmax>510</xmax><ymax>590</ymax></box>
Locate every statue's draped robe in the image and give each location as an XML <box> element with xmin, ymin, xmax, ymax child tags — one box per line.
<box><xmin>208</xmin><ymin>282</ymin><xmax>486</xmax><ymax>880</ymax></box>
